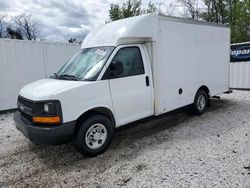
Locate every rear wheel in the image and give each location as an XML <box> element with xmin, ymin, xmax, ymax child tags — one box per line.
<box><xmin>192</xmin><ymin>90</ymin><xmax>209</xmax><ymax>115</ymax></box>
<box><xmin>73</xmin><ymin>115</ymin><xmax>114</xmax><ymax>157</ymax></box>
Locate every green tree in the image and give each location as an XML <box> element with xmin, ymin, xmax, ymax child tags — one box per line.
<box><xmin>145</xmin><ymin>1</ymin><xmax>157</xmax><ymax>13</ymax></box>
<box><xmin>201</xmin><ymin>0</ymin><xmax>227</xmax><ymax>23</ymax></box>
<box><xmin>109</xmin><ymin>0</ymin><xmax>142</xmax><ymax>21</ymax></box>
<box><xmin>109</xmin><ymin>0</ymin><xmax>250</xmax><ymax>43</ymax></box>
<box><xmin>122</xmin><ymin>0</ymin><xmax>142</xmax><ymax>18</ymax></box>
<box><xmin>200</xmin><ymin>0</ymin><xmax>250</xmax><ymax>43</ymax></box>
<box><xmin>109</xmin><ymin>0</ymin><xmax>158</xmax><ymax>21</ymax></box>
<box><xmin>109</xmin><ymin>4</ymin><xmax>123</xmax><ymax>21</ymax></box>
<box><xmin>229</xmin><ymin>0</ymin><xmax>250</xmax><ymax>43</ymax></box>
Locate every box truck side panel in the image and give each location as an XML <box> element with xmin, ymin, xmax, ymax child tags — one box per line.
<box><xmin>154</xmin><ymin>18</ymin><xmax>230</xmax><ymax>115</ymax></box>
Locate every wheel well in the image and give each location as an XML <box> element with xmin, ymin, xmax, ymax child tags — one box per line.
<box><xmin>74</xmin><ymin>107</ymin><xmax>115</xmax><ymax>135</ymax></box>
<box><xmin>196</xmin><ymin>85</ymin><xmax>210</xmax><ymax>106</ymax></box>
<box><xmin>197</xmin><ymin>85</ymin><xmax>210</xmax><ymax>97</ymax></box>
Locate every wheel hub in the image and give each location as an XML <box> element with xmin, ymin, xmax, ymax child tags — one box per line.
<box><xmin>197</xmin><ymin>95</ymin><xmax>206</xmax><ymax>111</ymax></box>
<box><xmin>85</xmin><ymin>123</ymin><xmax>107</xmax><ymax>149</ymax></box>
<box><xmin>91</xmin><ymin>130</ymin><xmax>102</xmax><ymax>141</ymax></box>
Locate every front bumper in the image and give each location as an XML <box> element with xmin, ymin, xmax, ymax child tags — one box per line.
<box><xmin>14</xmin><ymin>111</ymin><xmax>76</xmax><ymax>145</ymax></box>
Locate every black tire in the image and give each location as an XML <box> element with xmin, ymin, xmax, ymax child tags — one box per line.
<box><xmin>73</xmin><ymin>115</ymin><xmax>114</xmax><ymax>157</ymax></box>
<box><xmin>192</xmin><ymin>90</ymin><xmax>209</xmax><ymax>115</ymax></box>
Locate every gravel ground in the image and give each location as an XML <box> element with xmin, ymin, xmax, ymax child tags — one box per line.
<box><xmin>0</xmin><ymin>90</ymin><xmax>250</xmax><ymax>187</ymax></box>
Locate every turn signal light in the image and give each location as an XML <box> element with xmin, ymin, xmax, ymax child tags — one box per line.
<box><xmin>32</xmin><ymin>116</ymin><xmax>61</xmax><ymax>124</ymax></box>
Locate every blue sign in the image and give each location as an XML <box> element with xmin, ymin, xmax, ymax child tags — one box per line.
<box><xmin>231</xmin><ymin>42</ymin><xmax>250</xmax><ymax>62</ymax></box>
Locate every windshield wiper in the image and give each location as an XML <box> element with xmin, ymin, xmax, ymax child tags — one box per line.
<box><xmin>49</xmin><ymin>72</ymin><xmax>59</xmax><ymax>79</ymax></box>
<box><xmin>58</xmin><ymin>74</ymin><xmax>80</xmax><ymax>81</ymax></box>
<box><xmin>54</xmin><ymin>72</ymin><xmax>58</xmax><ymax>78</ymax></box>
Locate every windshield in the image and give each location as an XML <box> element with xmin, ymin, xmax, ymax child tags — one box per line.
<box><xmin>56</xmin><ymin>46</ymin><xmax>114</xmax><ymax>81</ymax></box>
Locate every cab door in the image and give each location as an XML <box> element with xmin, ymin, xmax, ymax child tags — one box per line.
<box><xmin>102</xmin><ymin>45</ymin><xmax>153</xmax><ymax>126</ymax></box>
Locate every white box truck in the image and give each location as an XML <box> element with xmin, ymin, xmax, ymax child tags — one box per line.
<box><xmin>14</xmin><ymin>14</ymin><xmax>230</xmax><ymax>156</ymax></box>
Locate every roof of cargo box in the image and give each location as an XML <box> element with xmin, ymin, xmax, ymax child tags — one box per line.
<box><xmin>81</xmin><ymin>14</ymin><xmax>158</xmax><ymax>48</ymax></box>
<box><xmin>81</xmin><ymin>13</ymin><xmax>227</xmax><ymax>48</ymax></box>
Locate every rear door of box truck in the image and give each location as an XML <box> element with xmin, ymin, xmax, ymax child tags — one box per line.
<box><xmin>153</xmin><ymin>16</ymin><xmax>230</xmax><ymax>115</ymax></box>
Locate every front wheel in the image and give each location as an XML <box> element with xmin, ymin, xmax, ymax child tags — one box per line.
<box><xmin>73</xmin><ymin>115</ymin><xmax>114</xmax><ymax>157</ymax></box>
<box><xmin>192</xmin><ymin>90</ymin><xmax>209</xmax><ymax>115</ymax></box>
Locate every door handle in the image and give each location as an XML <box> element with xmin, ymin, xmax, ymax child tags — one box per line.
<box><xmin>145</xmin><ymin>76</ymin><xmax>150</xmax><ymax>87</ymax></box>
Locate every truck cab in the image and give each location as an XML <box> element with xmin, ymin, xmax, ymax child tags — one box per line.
<box><xmin>15</xmin><ymin>44</ymin><xmax>154</xmax><ymax>156</ymax></box>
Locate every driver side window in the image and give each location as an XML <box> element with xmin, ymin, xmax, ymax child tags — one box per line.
<box><xmin>104</xmin><ymin>47</ymin><xmax>145</xmax><ymax>79</ymax></box>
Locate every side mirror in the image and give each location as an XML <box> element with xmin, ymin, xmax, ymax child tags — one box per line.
<box><xmin>110</xmin><ymin>60</ymin><xmax>124</xmax><ymax>77</ymax></box>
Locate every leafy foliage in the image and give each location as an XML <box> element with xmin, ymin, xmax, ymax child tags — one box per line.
<box><xmin>228</xmin><ymin>0</ymin><xmax>250</xmax><ymax>43</ymax></box>
<box><xmin>109</xmin><ymin>0</ymin><xmax>158</xmax><ymax>21</ymax></box>
<box><xmin>145</xmin><ymin>1</ymin><xmax>157</xmax><ymax>13</ymax></box>
<box><xmin>109</xmin><ymin>0</ymin><xmax>250</xmax><ymax>43</ymax></box>
<box><xmin>200</xmin><ymin>0</ymin><xmax>250</xmax><ymax>43</ymax></box>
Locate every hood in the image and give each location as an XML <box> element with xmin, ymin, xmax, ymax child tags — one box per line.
<box><xmin>19</xmin><ymin>79</ymin><xmax>84</xmax><ymax>101</ymax></box>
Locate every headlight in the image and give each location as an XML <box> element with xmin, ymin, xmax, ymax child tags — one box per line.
<box><xmin>44</xmin><ymin>103</ymin><xmax>49</xmax><ymax>113</ymax></box>
<box><xmin>32</xmin><ymin>101</ymin><xmax>62</xmax><ymax>124</ymax></box>
<box><xmin>44</xmin><ymin>103</ymin><xmax>56</xmax><ymax>114</ymax></box>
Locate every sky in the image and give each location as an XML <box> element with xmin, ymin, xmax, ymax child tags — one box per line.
<box><xmin>0</xmin><ymin>0</ymin><xmax>176</xmax><ymax>42</ymax></box>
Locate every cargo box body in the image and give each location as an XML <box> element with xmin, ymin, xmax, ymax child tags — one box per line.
<box><xmin>152</xmin><ymin>15</ymin><xmax>230</xmax><ymax>115</ymax></box>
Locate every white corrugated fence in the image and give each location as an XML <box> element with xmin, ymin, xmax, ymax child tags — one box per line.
<box><xmin>230</xmin><ymin>62</ymin><xmax>250</xmax><ymax>89</ymax></box>
<box><xmin>0</xmin><ymin>39</ymin><xmax>80</xmax><ymax>111</ymax></box>
<box><xmin>229</xmin><ymin>42</ymin><xmax>250</xmax><ymax>90</ymax></box>
<box><xmin>1</xmin><ymin>39</ymin><xmax>249</xmax><ymax>111</ymax></box>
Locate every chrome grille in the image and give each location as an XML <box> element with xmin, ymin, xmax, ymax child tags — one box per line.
<box><xmin>17</xmin><ymin>96</ymin><xmax>33</xmax><ymax>120</ymax></box>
